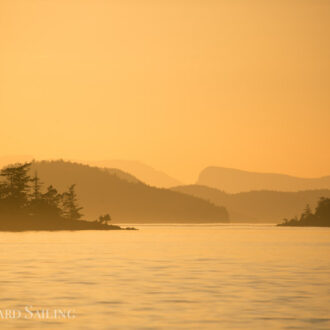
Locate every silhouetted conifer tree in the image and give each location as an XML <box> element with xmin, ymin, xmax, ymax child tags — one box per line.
<box><xmin>280</xmin><ymin>197</ymin><xmax>330</xmax><ymax>226</ymax></box>
<box><xmin>0</xmin><ymin>163</ymin><xmax>113</xmax><ymax>228</ymax></box>
<box><xmin>31</xmin><ymin>171</ymin><xmax>43</xmax><ymax>201</ymax></box>
<box><xmin>62</xmin><ymin>184</ymin><xmax>83</xmax><ymax>220</ymax></box>
<box><xmin>98</xmin><ymin>214</ymin><xmax>111</xmax><ymax>224</ymax></box>
<box><xmin>315</xmin><ymin>197</ymin><xmax>330</xmax><ymax>224</ymax></box>
<box><xmin>42</xmin><ymin>185</ymin><xmax>63</xmax><ymax>217</ymax></box>
<box><xmin>0</xmin><ymin>163</ymin><xmax>31</xmax><ymax>211</ymax></box>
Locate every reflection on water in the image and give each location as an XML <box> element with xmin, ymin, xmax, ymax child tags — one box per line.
<box><xmin>0</xmin><ymin>224</ymin><xmax>329</xmax><ymax>329</ymax></box>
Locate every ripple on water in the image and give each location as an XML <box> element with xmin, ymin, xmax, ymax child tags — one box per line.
<box><xmin>0</xmin><ymin>225</ymin><xmax>329</xmax><ymax>329</ymax></box>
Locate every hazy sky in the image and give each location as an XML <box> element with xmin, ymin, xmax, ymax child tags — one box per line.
<box><xmin>1</xmin><ymin>0</ymin><xmax>329</xmax><ymax>182</ymax></box>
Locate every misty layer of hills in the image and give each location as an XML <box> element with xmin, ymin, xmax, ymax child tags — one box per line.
<box><xmin>2</xmin><ymin>156</ymin><xmax>330</xmax><ymax>223</ymax></box>
<box><xmin>0</xmin><ymin>156</ymin><xmax>182</xmax><ymax>189</ymax></box>
<box><xmin>172</xmin><ymin>185</ymin><xmax>330</xmax><ymax>223</ymax></box>
<box><xmin>88</xmin><ymin>160</ymin><xmax>182</xmax><ymax>188</ymax></box>
<box><xmin>198</xmin><ymin>167</ymin><xmax>330</xmax><ymax>193</ymax></box>
<box><xmin>30</xmin><ymin>161</ymin><xmax>228</xmax><ymax>223</ymax></box>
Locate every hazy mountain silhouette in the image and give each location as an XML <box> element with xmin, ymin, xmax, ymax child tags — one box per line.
<box><xmin>198</xmin><ymin>167</ymin><xmax>330</xmax><ymax>193</ymax></box>
<box><xmin>172</xmin><ymin>184</ymin><xmax>330</xmax><ymax>223</ymax></box>
<box><xmin>103</xmin><ymin>168</ymin><xmax>141</xmax><ymax>184</ymax></box>
<box><xmin>88</xmin><ymin>160</ymin><xmax>182</xmax><ymax>188</ymax></box>
<box><xmin>29</xmin><ymin>161</ymin><xmax>228</xmax><ymax>223</ymax></box>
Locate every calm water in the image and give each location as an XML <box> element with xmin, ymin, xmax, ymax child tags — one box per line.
<box><xmin>0</xmin><ymin>224</ymin><xmax>329</xmax><ymax>329</ymax></box>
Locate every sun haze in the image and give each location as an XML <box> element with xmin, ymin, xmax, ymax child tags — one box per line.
<box><xmin>0</xmin><ymin>0</ymin><xmax>329</xmax><ymax>182</ymax></box>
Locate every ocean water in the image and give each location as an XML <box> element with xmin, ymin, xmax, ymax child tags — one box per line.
<box><xmin>0</xmin><ymin>224</ymin><xmax>329</xmax><ymax>329</ymax></box>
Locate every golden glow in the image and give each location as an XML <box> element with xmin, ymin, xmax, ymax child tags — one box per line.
<box><xmin>0</xmin><ymin>0</ymin><xmax>329</xmax><ymax>182</ymax></box>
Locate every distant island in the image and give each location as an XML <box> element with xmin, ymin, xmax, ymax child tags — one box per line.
<box><xmin>172</xmin><ymin>184</ymin><xmax>330</xmax><ymax>223</ymax></box>
<box><xmin>26</xmin><ymin>160</ymin><xmax>229</xmax><ymax>223</ymax></box>
<box><xmin>0</xmin><ymin>163</ymin><xmax>133</xmax><ymax>231</ymax></box>
<box><xmin>278</xmin><ymin>197</ymin><xmax>330</xmax><ymax>227</ymax></box>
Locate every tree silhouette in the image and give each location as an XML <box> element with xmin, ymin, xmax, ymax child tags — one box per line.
<box><xmin>280</xmin><ymin>197</ymin><xmax>330</xmax><ymax>226</ymax></box>
<box><xmin>0</xmin><ymin>163</ymin><xmax>31</xmax><ymax>211</ymax></box>
<box><xmin>31</xmin><ymin>171</ymin><xmax>43</xmax><ymax>201</ymax></box>
<box><xmin>62</xmin><ymin>184</ymin><xmax>83</xmax><ymax>220</ymax></box>
<box><xmin>98</xmin><ymin>214</ymin><xmax>111</xmax><ymax>224</ymax></box>
<box><xmin>43</xmin><ymin>185</ymin><xmax>62</xmax><ymax>216</ymax></box>
<box><xmin>315</xmin><ymin>197</ymin><xmax>330</xmax><ymax>224</ymax></box>
<box><xmin>0</xmin><ymin>162</ymin><xmax>116</xmax><ymax>230</ymax></box>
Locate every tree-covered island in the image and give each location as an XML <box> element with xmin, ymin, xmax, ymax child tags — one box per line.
<box><xmin>278</xmin><ymin>197</ymin><xmax>330</xmax><ymax>227</ymax></box>
<box><xmin>0</xmin><ymin>163</ymin><xmax>133</xmax><ymax>231</ymax></box>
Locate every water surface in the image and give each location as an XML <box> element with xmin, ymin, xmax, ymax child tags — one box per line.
<box><xmin>0</xmin><ymin>224</ymin><xmax>329</xmax><ymax>329</ymax></box>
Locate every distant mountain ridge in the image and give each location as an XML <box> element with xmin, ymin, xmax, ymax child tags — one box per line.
<box><xmin>172</xmin><ymin>184</ymin><xmax>330</xmax><ymax>223</ymax></box>
<box><xmin>197</xmin><ymin>166</ymin><xmax>330</xmax><ymax>193</ymax></box>
<box><xmin>88</xmin><ymin>160</ymin><xmax>182</xmax><ymax>188</ymax></box>
<box><xmin>26</xmin><ymin>160</ymin><xmax>228</xmax><ymax>223</ymax></box>
<box><xmin>0</xmin><ymin>157</ymin><xmax>182</xmax><ymax>188</ymax></box>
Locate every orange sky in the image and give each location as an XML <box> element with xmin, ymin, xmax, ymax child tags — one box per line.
<box><xmin>0</xmin><ymin>0</ymin><xmax>329</xmax><ymax>182</ymax></box>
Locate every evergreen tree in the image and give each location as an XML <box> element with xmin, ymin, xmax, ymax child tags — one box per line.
<box><xmin>0</xmin><ymin>163</ymin><xmax>112</xmax><ymax>228</ymax></box>
<box><xmin>0</xmin><ymin>163</ymin><xmax>32</xmax><ymax>210</ymax></box>
<box><xmin>98</xmin><ymin>214</ymin><xmax>111</xmax><ymax>224</ymax></box>
<box><xmin>300</xmin><ymin>204</ymin><xmax>312</xmax><ymax>221</ymax></box>
<box><xmin>315</xmin><ymin>197</ymin><xmax>330</xmax><ymax>224</ymax></box>
<box><xmin>280</xmin><ymin>197</ymin><xmax>330</xmax><ymax>227</ymax></box>
<box><xmin>31</xmin><ymin>171</ymin><xmax>43</xmax><ymax>201</ymax></box>
<box><xmin>62</xmin><ymin>184</ymin><xmax>83</xmax><ymax>220</ymax></box>
<box><xmin>42</xmin><ymin>185</ymin><xmax>62</xmax><ymax>217</ymax></box>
